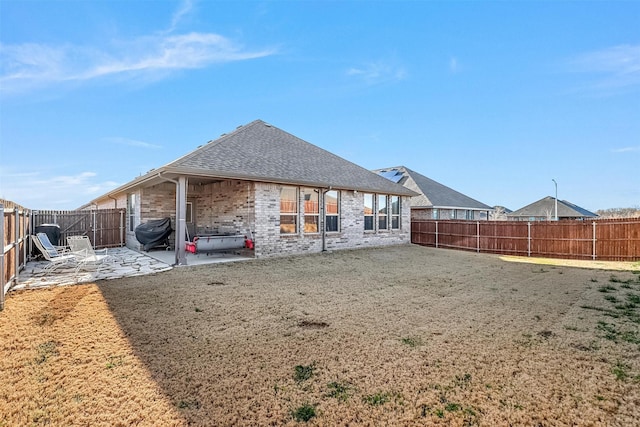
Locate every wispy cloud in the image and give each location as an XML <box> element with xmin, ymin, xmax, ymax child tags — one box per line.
<box><xmin>0</xmin><ymin>34</ymin><xmax>275</xmax><ymax>94</ymax></box>
<box><xmin>612</xmin><ymin>146</ymin><xmax>640</xmax><ymax>153</ymax></box>
<box><xmin>0</xmin><ymin>0</ymin><xmax>275</xmax><ymax>95</ymax></box>
<box><xmin>103</xmin><ymin>137</ymin><xmax>162</xmax><ymax>149</ymax></box>
<box><xmin>167</xmin><ymin>0</ymin><xmax>194</xmax><ymax>33</ymax></box>
<box><xmin>567</xmin><ymin>44</ymin><xmax>640</xmax><ymax>93</ymax></box>
<box><xmin>346</xmin><ymin>61</ymin><xmax>407</xmax><ymax>85</ymax></box>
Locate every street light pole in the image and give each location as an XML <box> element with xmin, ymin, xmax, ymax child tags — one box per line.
<box><xmin>552</xmin><ymin>179</ymin><xmax>558</xmax><ymax>221</ymax></box>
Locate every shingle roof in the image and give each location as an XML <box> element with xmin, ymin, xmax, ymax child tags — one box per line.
<box><xmin>508</xmin><ymin>196</ymin><xmax>598</xmax><ymax>218</ymax></box>
<box><xmin>374</xmin><ymin>166</ymin><xmax>492</xmax><ymax>210</ymax></box>
<box><xmin>101</xmin><ymin>120</ymin><xmax>416</xmax><ymax>197</ymax></box>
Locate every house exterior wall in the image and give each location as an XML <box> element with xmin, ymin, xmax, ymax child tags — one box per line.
<box><xmin>188</xmin><ymin>180</ymin><xmax>254</xmax><ymax>236</ymax></box>
<box><xmin>253</xmin><ymin>182</ymin><xmax>411</xmax><ymax>259</ymax></box>
<box><xmin>412</xmin><ymin>208</ymin><xmax>488</xmax><ymax>221</ymax></box>
<box><xmin>113</xmin><ymin>179</ymin><xmax>410</xmax><ymax>257</ymax></box>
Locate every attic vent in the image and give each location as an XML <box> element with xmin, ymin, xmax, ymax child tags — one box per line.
<box><xmin>264</xmin><ymin>123</ymin><xmax>272</xmax><ymax>127</ymax></box>
<box><xmin>237</xmin><ymin>125</ymin><xmax>243</xmax><ymax>129</ymax></box>
<box><xmin>221</xmin><ymin>133</ymin><xmax>226</xmax><ymax>136</ymax></box>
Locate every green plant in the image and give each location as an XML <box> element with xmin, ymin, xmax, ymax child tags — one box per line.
<box><xmin>401</xmin><ymin>336</ymin><xmax>422</xmax><ymax>347</ymax></box>
<box><xmin>106</xmin><ymin>355</ymin><xmax>124</xmax><ymax>369</ymax></box>
<box><xmin>291</xmin><ymin>403</ymin><xmax>316</xmax><ymax>422</ymax></box>
<box><xmin>445</xmin><ymin>402</ymin><xmax>461</xmax><ymax>412</ymax></box>
<box><xmin>434</xmin><ymin>409</ymin><xmax>444</xmax><ymax>418</ymax></box>
<box><xmin>598</xmin><ymin>285</ymin><xmax>617</xmax><ymax>293</ymax></box>
<box><xmin>627</xmin><ymin>293</ymin><xmax>640</xmax><ymax>304</ymax></box>
<box><xmin>294</xmin><ymin>363</ymin><xmax>316</xmax><ymax>383</ymax></box>
<box><xmin>195</xmin><ymin>307</ymin><xmax>203</xmax><ymax>312</ymax></box>
<box><xmin>604</xmin><ymin>295</ymin><xmax>619</xmax><ymax>303</ymax></box>
<box><xmin>453</xmin><ymin>373</ymin><xmax>472</xmax><ymax>388</ymax></box>
<box><xmin>612</xmin><ymin>361</ymin><xmax>630</xmax><ymax>381</ymax></box>
<box><xmin>326</xmin><ymin>381</ymin><xmax>350</xmax><ymax>402</ymax></box>
<box><xmin>363</xmin><ymin>392</ymin><xmax>389</xmax><ymax>406</ymax></box>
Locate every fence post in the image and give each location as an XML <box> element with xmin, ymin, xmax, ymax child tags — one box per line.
<box><xmin>14</xmin><ymin>208</ymin><xmax>19</xmax><ymax>288</ymax></box>
<box><xmin>435</xmin><ymin>221</ymin><xmax>438</xmax><ymax>248</ymax></box>
<box><xmin>120</xmin><ymin>209</ymin><xmax>125</xmax><ymax>247</ymax></box>
<box><xmin>527</xmin><ymin>222</ymin><xmax>531</xmax><ymax>257</ymax></box>
<box><xmin>476</xmin><ymin>221</ymin><xmax>480</xmax><ymax>253</ymax></box>
<box><xmin>592</xmin><ymin>221</ymin><xmax>597</xmax><ymax>260</ymax></box>
<box><xmin>1</xmin><ymin>203</ymin><xmax>4</xmax><ymax>310</ymax></box>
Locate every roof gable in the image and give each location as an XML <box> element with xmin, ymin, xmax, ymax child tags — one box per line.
<box><xmin>374</xmin><ymin>166</ymin><xmax>492</xmax><ymax>210</ymax></box>
<box><xmin>100</xmin><ymin>120</ymin><xmax>416</xmax><ymax>198</ymax></box>
<box><xmin>508</xmin><ymin>196</ymin><xmax>598</xmax><ymax>218</ymax></box>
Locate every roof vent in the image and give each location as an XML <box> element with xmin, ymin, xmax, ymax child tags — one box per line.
<box><xmin>264</xmin><ymin>123</ymin><xmax>272</xmax><ymax>127</ymax></box>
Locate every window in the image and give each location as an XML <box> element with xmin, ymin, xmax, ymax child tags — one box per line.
<box><xmin>280</xmin><ymin>186</ymin><xmax>298</xmax><ymax>234</ymax></box>
<box><xmin>378</xmin><ymin>195</ymin><xmax>388</xmax><ymax>230</ymax></box>
<box><xmin>303</xmin><ymin>188</ymin><xmax>319</xmax><ymax>233</ymax></box>
<box><xmin>186</xmin><ymin>201</ymin><xmax>193</xmax><ymax>223</ymax></box>
<box><xmin>391</xmin><ymin>196</ymin><xmax>400</xmax><ymax>229</ymax></box>
<box><xmin>364</xmin><ymin>193</ymin><xmax>374</xmax><ymax>231</ymax></box>
<box><xmin>127</xmin><ymin>193</ymin><xmax>137</xmax><ymax>232</ymax></box>
<box><xmin>325</xmin><ymin>190</ymin><xmax>340</xmax><ymax>232</ymax></box>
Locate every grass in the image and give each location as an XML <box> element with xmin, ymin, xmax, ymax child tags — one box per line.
<box><xmin>612</xmin><ymin>361</ymin><xmax>631</xmax><ymax>381</ymax></box>
<box><xmin>294</xmin><ymin>363</ymin><xmax>316</xmax><ymax>383</ymax></box>
<box><xmin>400</xmin><ymin>336</ymin><xmax>422</xmax><ymax>348</ymax></box>
<box><xmin>326</xmin><ymin>381</ymin><xmax>351</xmax><ymax>402</ymax></box>
<box><xmin>291</xmin><ymin>403</ymin><xmax>316</xmax><ymax>422</ymax></box>
<box><xmin>362</xmin><ymin>391</ymin><xmax>390</xmax><ymax>406</ymax></box>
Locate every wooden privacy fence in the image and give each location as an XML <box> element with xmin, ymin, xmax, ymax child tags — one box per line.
<box><xmin>2</xmin><ymin>204</ymin><xmax>30</xmax><ymax>310</ymax></box>
<box><xmin>412</xmin><ymin>218</ymin><xmax>640</xmax><ymax>261</ymax></box>
<box><xmin>31</xmin><ymin>209</ymin><xmax>126</xmax><ymax>249</ymax></box>
<box><xmin>1</xmin><ymin>206</ymin><xmax>126</xmax><ymax>310</ymax></box>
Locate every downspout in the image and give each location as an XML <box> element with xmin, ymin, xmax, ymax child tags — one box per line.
<box><xmin>321</xmin><ymin>187</ymin><xmax>332</xmax><ymax>252</ymax></box>
<box><xmin>108</xmin><ymin>195</ymin><xmax>118</xmax><ymax>208</ymax></box>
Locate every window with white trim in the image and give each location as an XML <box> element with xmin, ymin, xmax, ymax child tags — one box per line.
<box><xmin>280</xmin><ymin>186</ymin><xmax>298</xmax><ymax>234</ymax></box>
<box><xmin>364</xmin><ymin>193</ymin><xmax>374</xmax><ymax>231</ymax></box>
<box><xmin>325</xmin><ymin>190</ymin><xmax>340</xmax><ymax>232</ymax></box>
<box><xmin>391</xmin><ymin>195</ymin><xmax>400</xmax><ymax>229</ymax></box>
<box><xmin>378</xmin><ymin>195</ymin><xmax>388</xmax><ymax>230</ymax></box>
<box><xmin>303</xmin><ymin>187</ymin><xmax>319</xmax><ymax>233</ymax></box>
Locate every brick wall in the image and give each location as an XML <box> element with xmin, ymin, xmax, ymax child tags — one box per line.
<box><xmin>124</xmin><ymin>179</ymin><xmax>411</xmax><ymax>257</ymax></box>
<box><xmin>253</xmin><ymin>182</ymin><xmax>411</xmax><ymax>258</ymax></box>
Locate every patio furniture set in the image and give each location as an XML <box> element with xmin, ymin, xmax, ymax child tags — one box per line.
<box><xmin>31</xmin><ymin>233</ymin><xmax>112</xmax><ymax>276</ymax></box>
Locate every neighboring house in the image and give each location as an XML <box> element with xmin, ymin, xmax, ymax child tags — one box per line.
<box><xmin>507</xmin><ymin>196</ymin><xmax>598</xmax><ymax>221</ymax></box>
<box><xmin>89</xmin><ymin>120</ymin><xmax>416</xmax><ymax>263</ymax></box>
<box><xmin>373</xmin><ymin>166</ymin><xmax>492</xmax><ymax>220</ymax></box>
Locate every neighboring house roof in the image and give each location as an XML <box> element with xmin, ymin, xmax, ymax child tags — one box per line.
<box><xmin>373</xmin><ymin>166</ymin><xmax>492</xmax><ymax>210</ymax></box>
<box><xmin>507</xmin><ymin>196</ymin><xmax>598</xmax><ymax>219</ymax></box>
<box><xmin>92</xmin><ymin>120</ymin><xmax>416</xmax><ymax>202</ymax></box>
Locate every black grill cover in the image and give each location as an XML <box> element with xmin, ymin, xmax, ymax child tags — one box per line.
<box><xmin>135</xmin><ymin>218</ymin><xmax>173</xmax><ymax>251</ymax></box>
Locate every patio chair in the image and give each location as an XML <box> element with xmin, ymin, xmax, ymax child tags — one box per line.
<box><xmin>32</xmin><ymin>233</ymin><xmax>78</xmax><ymax>272</ymax></box>
<box><xmin>67</xmin><ymin>235</ymin><xmax>112</xmax><ymax>274</ymax></box>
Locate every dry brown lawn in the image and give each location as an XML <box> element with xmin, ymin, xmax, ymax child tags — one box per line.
<box><xmin>2</xmin><ymin>245</ymin><xmax>640</xmax><ymax>426</ymax></box>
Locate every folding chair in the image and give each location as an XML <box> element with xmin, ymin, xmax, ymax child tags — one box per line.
<box><xmin>67</xmin><ymin>236</ymin><xmax>112</xmax><ymax>274</ymax></box>
<box><xmin>32</xmin><ymin>233</ymin><xmax>78</xmax><ymax>272</ymax></box>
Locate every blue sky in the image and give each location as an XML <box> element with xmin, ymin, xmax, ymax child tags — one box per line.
<box><xmin>1</xmin><ymin>1</ymin><xmax>638</xmax><ymax>212</ymax></box>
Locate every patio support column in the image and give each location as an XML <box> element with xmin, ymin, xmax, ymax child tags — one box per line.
<box><xmin>175</xmin><ymin>176</ymin><xmax>188</xmax><ymax>266</ymax></box>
